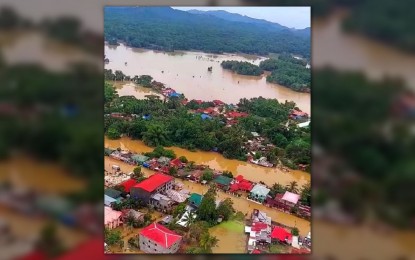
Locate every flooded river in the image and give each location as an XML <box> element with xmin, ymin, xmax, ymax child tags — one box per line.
<box><xmin>314</xmin><ymin>10</ymin><xmax>415</xmax><ymax>89</ymax></box>
<box><xmin>0</xmin><ymin>30</ymin><xmax>99</xmax><ymax>71</ymax></box>
<box><xmin>105</xmin><ymin>43</ymin><xmax>311</xmax><ymax>114</ymax></box>
<box><xmin>105</xmin><ymin>136</ymin><xmax>310</xmax><ymax>187</ymax></box>
<box><xmin>0</xmin><ymin>156</ymin><xmax>86</xmax><ymax>195</ymax></box>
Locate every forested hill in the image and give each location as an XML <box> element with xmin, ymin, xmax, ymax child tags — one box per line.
<box><xmin>104</xmin><ymin>7</ymin><xmax>310</xmax><ymax>58</ymax></box>
<box><xmin>187</xmin><ymin>9</ymin><xmax>310</xmax><ymax>38</ymax></box>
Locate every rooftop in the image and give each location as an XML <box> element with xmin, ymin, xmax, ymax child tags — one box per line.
<box><xmin>119</xmin><ymin>178</ymin><xmax>138</xmax><ymax>193</ymax></box>
<box><xmin>140</xmin><ymin>223</ymin><xmax>182</xmax><ymax>248</ymax></box>
<box><xmin>189</xmin><ymin>193</ymin><xmax>203</xmax><ymax>207</ymax></box>
<box><xmin>250</xmin><ymin>184</ymin><xmax>270</xmax><ymax>197</ymax></box>
<box><xmin>282</xmin><ymin>191</ymin><xmax>300</xmax><ymax>204</ymax></box>
<box><xmin>212</xmin><ymin>175</ymin><xmax>232</xmax><ymax>186</ymax></box>
<box><xmin>133</xmin><ymin>173</ymin><xmax>173</xmax><ymax>193</ymax></box>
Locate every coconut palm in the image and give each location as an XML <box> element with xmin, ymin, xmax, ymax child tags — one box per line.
<box><xmin>286</xmin><ymin>181</ymin><xmax>299</xmax><ymax>194</ymax></box>
<box><xmin>182</xmin><ymin>211</ymin><xmax>196</xmax><ymax>228</ymax></box>
<box><xmin>199</xmin><ymin>232</ymin><xmax>219</xmax><ymax>253</ymax></box>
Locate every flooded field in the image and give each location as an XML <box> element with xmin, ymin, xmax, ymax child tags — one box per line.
<box><xmin>105</xmin><ymin>44</ymin><xmax>310</xmax><ymax>114</ymax></box>
<box><xmin>0</xmin><ymin>156</ymin><xmax>86</xmax><ymax>195</ymax></box>
<box><xmin>104</xmin><ymin>156</ymin><xmax>311</xmax><ymax>236</ymax></box>
<box><xmin>105</xmin><ymin>137</ymin><xmax>310</xmax><ymax>187</ymax></box>
<box><xmin>209</xmin><ymin>221</ymin><xmax>246</xmax><ymax>253</ymax></box>
<box><xmin>112</xmin><ymin>81</ymin><xmax>163</xmax><ymax>100</ymax></box>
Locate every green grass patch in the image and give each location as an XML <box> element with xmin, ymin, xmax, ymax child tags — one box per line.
<box><xmin>217</xmin><ymin>220</ymin><xmax>244</xmax><ymax>232</ymax></box>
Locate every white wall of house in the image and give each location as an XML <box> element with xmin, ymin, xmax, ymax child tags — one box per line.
<box><xmin>139</xmin><ymin>234</ymin><xmax>181</xmax><ymax>253</ymax></box>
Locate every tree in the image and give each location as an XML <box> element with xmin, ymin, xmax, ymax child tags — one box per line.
<box><xmin>187</xmin><ymin>221</ymin><xmax>209</xmax><ymax>243</ymax></box>
<box><xmin>169</xmin><ymin>166</ymin><xmax>178</xmax><ymax>175</ymax></box>
<box><xmin>300</xmin><ymin>182</ymin><xmax>311</xmax><ymax>206</ymax></box>
<box><xmin>173</xmin><ymin>203</ymin><xmax>187</xmax><ymax>218</ymax></box>
<box><xmin>216</xmin><ymin>198</ymin><xmax>235</xmax><ymax>221</ymax></box>
<box><xmin>132</xmin><ymin>166</ymin><xmax>143</xmax><ymax>179</ymax></box>
<box><xmin>142</xmin><ymin>124</ymin><xmax>168</xmax><ymax>147</ymax></box>
<box><xmin>199</xmin><ymin>232</ymin><xmax>219</xmax><ymax>253</ymax></box>
<box><xmin>105</xmin><ymin>228</ymin><xmax>122</xmax><ymax>246</ymax></box>
<box><xmin>286</xmin><ymin>181</ymin><xmax>299</xmax><ymax>194</ymax></box>
<box><xmin>291</xmin><ymin>227</ymin><xmax>299</xmax><ymax>236</ymax></box>
<box><xmin>201</xmin><ymin>169</ymin><xmax>214</xmax><ymax>181</ymax></box>
<box><xmin>179</xmin><ymin>156</ymin><xmax>188</xmax><ymax>163</ymax></box>
<box><xmin>107</xmin><ymin>125</ymin><xmax>121</xmax><ymax>139</ymax></box>
<box><xmin>197</xmin><ymin>186</ymin><xmax>218</xmax><ymax>225</ymax></box>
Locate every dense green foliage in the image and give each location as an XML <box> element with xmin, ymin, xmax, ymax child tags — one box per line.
<box><xmin>343</xmin><ymin>0</ymin><xmax>415</xmax><ymax>53</ymax></box>
<box><xmin>221</xmin><ymin>60</ymin><xmax>263</xmax><ymax>76</ymax></box>
<box><xmin>144</xmin><ymin>146</ymin><xmax>176</xmax><ymax>159</ymax></box>
<box><xmin>260</xmin><ymin>54</ymin><xmax>310</xmax><ymax>92</ymax></box>
<box><xmin>314</xmin><ymin>68</ymin><xmax>415</xmax><ymax>227</ymax></box>
<box><xmin>104</xmin><ymin>84</ymin><xmax>311</xmax><ymax>168</ymax></box>
<box><xmin>104</xmin><ymin>7</ymin><xmax>310</xmax><ymax>58</ymax></box>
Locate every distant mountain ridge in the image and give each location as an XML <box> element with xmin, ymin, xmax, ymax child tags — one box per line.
<box><xmin>104</xmin><ymin>7</ymin><xmax>310</xmax><ymax>58</ymax></box>
<box><xmin>187</xmin><ymin>9</ymin><xmax>310</xmax><ymax>36</ymax></box>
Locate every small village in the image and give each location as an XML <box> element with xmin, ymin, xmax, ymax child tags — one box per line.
<box><xmin>105</xmin><ymin>82</ymin><xmax>310</xmax><ymax>171</ymax></box>
<box><xmin>104</xmin><ymin>144</ymin><xmax>311</xmax><ymax>254</ymax></box>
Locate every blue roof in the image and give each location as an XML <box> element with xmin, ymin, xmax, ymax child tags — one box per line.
<box><xmin>169</xmin><ymin>92</ymin><xmax>181</xmax><ymax>97</ymax></box>
<box><xmin>142</xmin><ymin>114</ymin><xmax>151</xmax><ymax>120</ymax></box>
<box><xmin>201</xmin><ymin>114</ymin><xmax>212</xmax><ymax>120</ymax></box>
<box><xmin>104</xmin><ymin>195</ymin><xmax>117</xmax><ymax>206</ymax></box>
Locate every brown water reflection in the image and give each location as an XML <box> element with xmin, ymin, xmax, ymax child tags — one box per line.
<box><xmin>104</xmin><ymin>156</ymin><xmax>311</xmax><ymax>237</ymax></box>
<box><xmin>104</xmin><ymin>44</ymin><xmax>310</xmax><ymax>114</ymax></box>
<box><xmin>105</xmin><ymin>137</ymin><xmax>310</xmax><ymax>187</ymax></box>
<box><xmin>314</xmin><ymin>10</ymin><xmax>415</xmax><ymax>89</ymax></box>
<box><xmin>0</xmin><ymin>156</ymin><xmax>86</xmax><ymax>195</ymax></box>
<box><xmin>0</xmin><ymin>30</ymin><xmax>99</xmax><ymax>71</ymax></box>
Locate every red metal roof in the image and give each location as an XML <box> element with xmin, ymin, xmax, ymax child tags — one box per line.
<box><xmin>229</xmin><ymin>183</ymin><xmax>239</xmax><ymax>192</ymax></box>
<box><xmin>194</xmin><ymin>100</ymin><xmax>203</xmax><ymax>104</ymax></box>
<box><xmin>133</xmin><ymin>173</ymin><xmax>173</xmax><ymax>192</ymax></box>
<box><xmin>170</xmin><ymin>158</ymin><xmax>182</xmax><ymax>167</ymax></box>
<box><xmin>120</xmin><ymin>178</ymin><xmax>138</xmax><ymax>193</ymax></box>
<box><xmin>251</xmin><ymin>222</ymin><xmax>268</xmax><ymax>231</ymax></box>
<box><xmin>251</xmin><ymin>249</ymin><xmax>261</xmax><ymax>254</ymax></box>
<box><xmin>227</xmin><ymin>111</ymin><xmax>248</xmax><ymax>118</ymax></box>
<box><xmin>271</xmin><ymin>227</ymin><xmax>292</xmax><ymax>242</ymax></box>
<box><xmin>140</xmin><ymin>222</ymin><xmax>182</xmax><ymax>248</ymax></box>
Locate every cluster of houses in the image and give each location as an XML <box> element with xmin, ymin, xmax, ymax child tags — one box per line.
<box><xmin>105</xmin><ymin>147</ymin><xmax>311</xmax><ymax>219</ymax></box>
<box><xmin>245</xmin><ymin>209</ymin><xmax>310</xmax><ymax>254</ymax></box>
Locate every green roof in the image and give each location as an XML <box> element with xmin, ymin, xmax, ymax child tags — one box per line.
<box><xmin>213</xmin><ymin>175</ymin><xmax>232</xmax><ymax>186</ymax></box>
<box><xmin>189</xmin><ymin>193</ymin><xmax>203</xmax><ymax>207</ymax></box>
<box><xmin>105</xmin><ymin>188</ymin><xmax>122</xmax><ymax>199</ymax></box>
<box><xmin>131</xmin><ymin>154</ymin><xmax>150</xmax><ymax>163</ymax></box>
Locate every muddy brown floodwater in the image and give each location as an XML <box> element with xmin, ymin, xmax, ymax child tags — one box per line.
<box><xmin>0</xmin><ymin>156</ymin><xmax>86</xmax><ymax>195</ymax></box>
<box><xmin>104</xmin><ymin>43</ymin><xmax>311</xmax><ymax>114</ymax></box>
<box><xmin>105</xmin><ymin>137</ymin><xmax>310</xmax><ymax>187</ymax></box>
<box><xmin>313</xmin><ymin>9</ymin><xmax>415</xmax><ymax>89</ymax></box>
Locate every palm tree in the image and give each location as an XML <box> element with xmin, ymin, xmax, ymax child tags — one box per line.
<box><xmin>286</xmin><ymin>181</ymin><xmax>299</xmax><ymax>194</ymax></box>
<box><xmin>142</xmin><ymin>124</ymin><xmax>168</xmax><ymax>147</ymax></box>
<box><xmin>199</xmin><ymin>232</ymin><xmax>219</xmax><ymax>253</ymax></box>
<box><xmin>182</xmin><ymin>211</ymin><xmax>196</xmax><ymax>228</ymax></box>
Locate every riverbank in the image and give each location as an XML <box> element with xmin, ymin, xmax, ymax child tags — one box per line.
<box><xmin>105</xmin><ymin>137</ymin><xmax>310</xmax><ymax>187</ymax></box>
<box><xmin>104</xmin><ymin>44</ymin><xmax>311</xmax><ymax>114</ymax></box>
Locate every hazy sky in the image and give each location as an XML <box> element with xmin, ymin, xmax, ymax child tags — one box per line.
<box><xmin>173</xmin><ymin>7</ymin><xmax>310</xmax><ymax>29</ymax></box>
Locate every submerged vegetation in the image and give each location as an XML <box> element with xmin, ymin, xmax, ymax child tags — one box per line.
<box><xmin>221</xmin><ymin>61</ymin><xmax>263</xmax><ymax>76</ymax></box>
